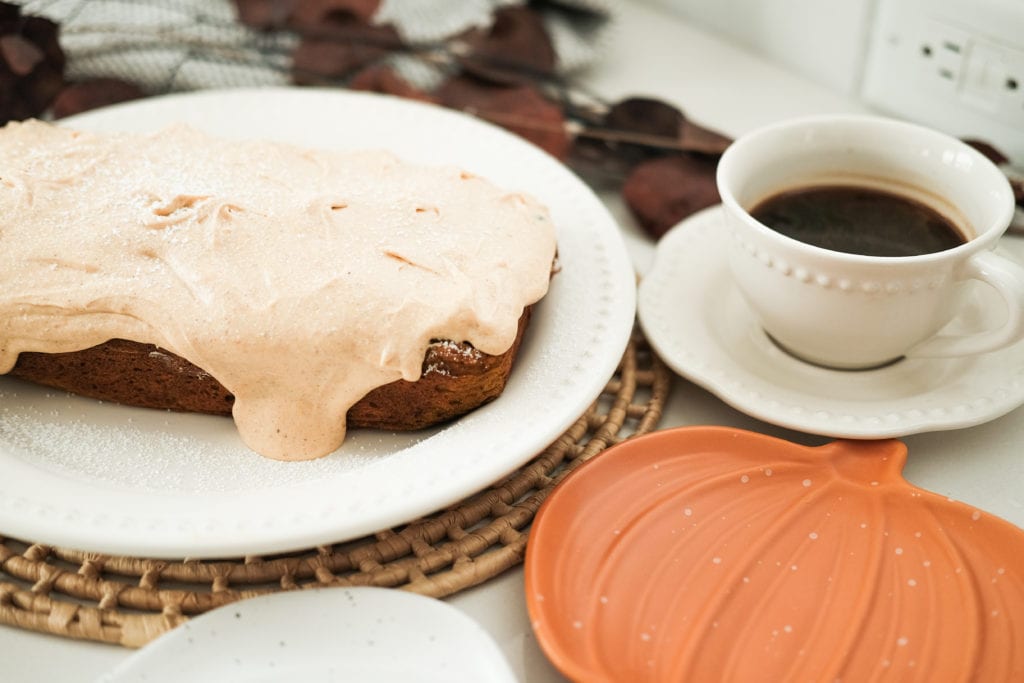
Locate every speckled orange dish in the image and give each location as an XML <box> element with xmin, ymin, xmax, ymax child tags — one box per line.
<box><xmin>525</xmin><ymin>427</ymin><xmax>1024</xmax><ymax>682</ymax></box>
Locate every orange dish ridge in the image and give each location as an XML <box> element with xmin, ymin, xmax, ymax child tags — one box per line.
<box><xmin>525</xmin><ymin>426</ymin><xmax>1024</xmax><ymax>682</ymax></box>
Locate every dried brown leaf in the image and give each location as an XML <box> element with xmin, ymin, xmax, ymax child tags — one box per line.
<box><xmin>963</xmin><ymin>138</ymin><xmax>1010</xmax><ymax>166</ymax></box>
<box><xmin>292</xmin><ymin>38</ymin><xmax>388</xmax><ymax>84</ymax></box>
<box><xmin>0</xmin><ymin>2</ymin><xmax>19</xmax><ymax>22</ymax></box>
<box><xmin>458</xmin><ymin>6</ymin><xmax>556</xmax><ymax>85</ymax></box>
<box><xmin>680</xmin><ymin>119</ymin><xmax>732</xmax><ymax>155</ymax></box>
<box><xmin>290</xmin><ymin>17</ymin><xmax>398</xmax><ymax>85</ymax></box>
<box><xmin>606</xmin><ymin>97</ymin><xmax>683</xmax><ymax>140</ymax></box>
<box><xmin>622</xmin><ymin>154</ymin><xmax>721</xmax><ymax>239</ymax></box>
<box><xmin>290</xmin><ymin>0</ymin><xmax>380</xmax><ymax>25</ymax></box>
<box><xmin>437</xmin><ymin>75</ymin><xmax>570</xmax><ymax>159</ymax></box>
<box><xmin>348</xmin><ymin>64</ymin><xmax>434</xmax><ymax>102</ymax></box>
<box><xmin>233</xmin><ymin>0</ymin><xmax>298</xmax><ymax>29</ymax></box>
<box><xmin>572</xmin><ymin>97</ymin><xmax>676</xmax><ymax>167</ymax></box>
<box><xmin>21</xmin><ymin>15</ymin><xmax>65</xmax><ymax>70</ymax></box>
<box><xmin>0</xmin><ymin>34</ymin><xmax>44</xmax><ymax>76</ymax></box>
<box><xmin>583</xmin><ymin>96</ymin><xmax>732</xmax><ymax>163</ymax></box>
<box><xmin>0</xmin><ymin>6</ymin><xmax>64</xmax><ymax>124</ymax></box>
<box><xmin>52</xmin><ymin>78</ymin><xmax>146</xmax><ymax>119</ymax></box>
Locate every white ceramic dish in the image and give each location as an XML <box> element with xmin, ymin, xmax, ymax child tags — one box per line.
<box><xmin>96</xmin><ymin>587</ymin><xmax>516</xmax><ymax>683</ymax></box>
<box><xmin>638</xmin><ymin>206</ymin><xmax>1024</xmax><ymax>438</ymax></box>
<box><xmin>0</xmin><ymin>88</ymin><xmax>636</xmax><ymax>558</ymax></box>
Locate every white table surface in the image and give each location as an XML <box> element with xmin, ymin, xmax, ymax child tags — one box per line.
<box><xmin>5</xmin><ymin>3</ymin><xmax>1023</xmax><ymax>682</ymax></box>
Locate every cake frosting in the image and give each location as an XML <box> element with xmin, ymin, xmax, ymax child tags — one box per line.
<box><xmin>0</xmin><ymin>120</ymin><xmax>556</xmax><ymax>460</ymax></box>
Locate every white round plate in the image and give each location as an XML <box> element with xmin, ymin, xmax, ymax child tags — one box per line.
<box><xmin>638</xmin><ymin>206</ymin><xmax>1024</xmax><ymax>438</ymax></box>
<box><xmin>96</xmin><ymin>587</ymin><xmax>516</xmax><ymax>683</ymax></box>
<box><xmin>0</xmin><ymin>88</ymin><xmax>635</xmax><ymax>557</ymax></box>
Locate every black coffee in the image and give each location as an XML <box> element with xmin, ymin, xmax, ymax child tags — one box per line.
<box><xmin>749</xmin><ymin>185</ymin><xmax>966</xmax><ymax>257</ymax></box>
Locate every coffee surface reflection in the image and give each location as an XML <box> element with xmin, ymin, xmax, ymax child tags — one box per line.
<box><xmin>750</xmin><ymin>185</ymin><xmax>966</xmax><ymax>257</ymax></box>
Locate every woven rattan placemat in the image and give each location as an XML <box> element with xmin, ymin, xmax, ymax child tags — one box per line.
<box><xmin>0</xmin><ymin>331</ymin><xmax>671</xmax><ymax>648</ymax></box>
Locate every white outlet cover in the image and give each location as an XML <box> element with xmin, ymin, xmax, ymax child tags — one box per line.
<box><xmin>862</xmin><ymin>0</ymin><xmax>1024</xmax><ymax>163</ymax></box>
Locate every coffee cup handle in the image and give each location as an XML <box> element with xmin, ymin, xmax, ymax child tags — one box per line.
<box><xmin>907</xmin><ymin>250</ymin><xmax>1024</xmax><ymax>359</ymax></box>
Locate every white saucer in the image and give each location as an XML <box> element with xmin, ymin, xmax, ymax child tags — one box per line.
<box><xmin>97</xmin><ymin>587</ymin><xmax>516</xmax><ymax>683</ymax></box>
<box><xmin>638</xmin><ymin>206</ymin><xmax>1024</xmax><ymax>438</ymax></box>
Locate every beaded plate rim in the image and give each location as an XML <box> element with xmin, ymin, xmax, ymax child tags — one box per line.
<box><xmin>0</xmin><ymin>333</ymin><xmax>671</xmax><ymax>648</ymax></box>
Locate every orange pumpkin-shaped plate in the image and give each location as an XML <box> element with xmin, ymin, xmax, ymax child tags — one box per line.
<box><xmin>525</xmin><ymin>426</ymin><xmax>1024</xmax><ymax>682</ymax></box>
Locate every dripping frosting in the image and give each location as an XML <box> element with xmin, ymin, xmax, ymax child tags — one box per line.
<box><xmin>0</xmin><ymin>120</ymin><xmax>556</xmax><ymax>460</ymax></box>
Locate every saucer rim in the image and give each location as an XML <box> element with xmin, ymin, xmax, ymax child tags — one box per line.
<box><xmin>637</xmin><ymin>205</ymin><xmax>1024</xmax><ymax>438</ymax></box>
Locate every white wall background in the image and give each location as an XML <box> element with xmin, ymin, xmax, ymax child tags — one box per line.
<box><xmin>641</xmin><ymin>0</ymin><xmax>1024</xmax><ymax>160</ymax></box>
<box><xmin>643</xmin><ymin>0</ymin><xmax>879</xmax><ymax>96</ymax></box>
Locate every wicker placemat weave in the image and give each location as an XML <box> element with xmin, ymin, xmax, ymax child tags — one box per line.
<box><xmin>0</xmin><ymin>331</ymin><xmax>671</xmax><ymax>648</ymax></box>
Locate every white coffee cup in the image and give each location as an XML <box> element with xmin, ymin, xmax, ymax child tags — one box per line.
<box><xmin>716</xmin><ymin>114</ymin><xmax>1024</xmax><ymax>370</ymax></box>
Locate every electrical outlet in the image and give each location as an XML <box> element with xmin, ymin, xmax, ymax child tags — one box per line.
<box><xmin>862</xmin><ymin>0</ymin><xmax>1024</xmax><ymax>163</ymax></box>
<box><xmin>960</xmin><ymin>36</ymin><xmax>1024</xmax><ymax>124</ymax></box>
<box><xmin>918</xmin><ymin>19</ymin><xmax>971</xmax><ymax>94</ymax></box>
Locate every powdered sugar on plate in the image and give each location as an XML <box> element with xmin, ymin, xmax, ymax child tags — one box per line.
<box><xmin>0</xmin><ymin>378</ymin><xmax>428</xmax><ymax>494</ymax></box>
